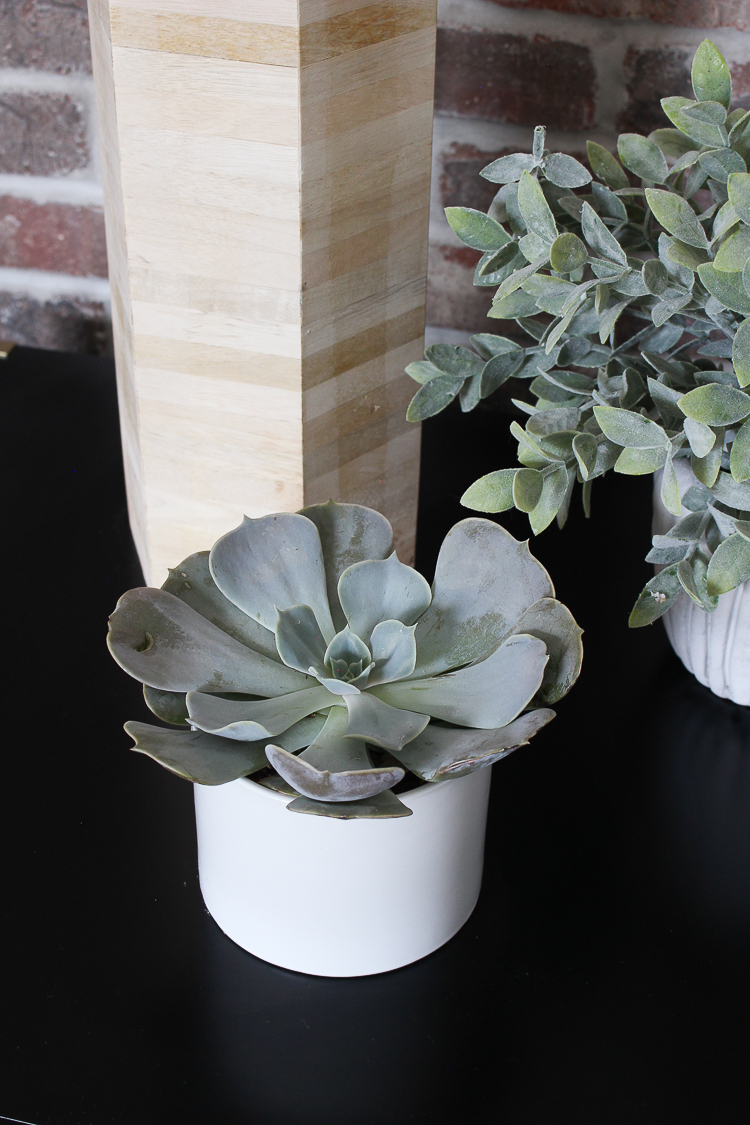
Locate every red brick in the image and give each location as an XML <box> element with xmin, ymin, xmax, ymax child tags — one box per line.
<box><xmin>426</xmin><ymin>244</ymin><xmax>494</xmax><ymax>333</ymax></box>
<box><xmin>0</xmin><ymin>0</ymin><xmax>92</xmax><ymax>74</ymax></box>
<box><xmin>0</xmin><ymin>198</ymin><xmax>107</xmax><ymax>277</ymax></box>
<box><xmin>440</xmin><ymin>144</ymin><xmax>512</xmax><ymax>213</ymax></box>
<box><xmin>0</xmin><ymin>92</ymin><xmax>89</xmax><ymax>176</ymax></box>
<box><xmin>435</xmin><ymin>29</ymin><xmax>596</xmax><ymax>131</ymax></box>
<box><xmin>0</xmin><ymin>293</ymin><xmax>110</xmax><ymax>354</ymax></box>
<box><xmin>488</xmin><ymin>0</ymin><xmax>749</xmax><ymax>30</ymax></box>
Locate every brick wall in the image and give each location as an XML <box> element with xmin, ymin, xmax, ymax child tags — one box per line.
<box><xmin>0</xmin><ymin>2</ymin><xmax>748</xmax><ymax>354</ymax></box>
<box><xmin>0</xmin><ymin>2</ymin><xmax>109</xmax><ymax>353</ymax></box>
<box><xmin>428</xmin><ymin>0</ymin><xmax>750</xmax><ymax>346</ymax></box>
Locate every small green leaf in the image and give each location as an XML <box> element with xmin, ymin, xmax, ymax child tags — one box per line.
<box><xmin>683</xmin><ymin>415</ymin><xmax>716</xmax><ymax>458</ymax></box>
<box><xmin>445</xmin><ymin>207</ymin><xmax>511</xmax><ymax>252</ymax></box>
<box><xmin>661</xmin><ymin>96</ymin><xmax>726</xmax><ymax>148</ymax></box>
<box><xmin>734</xmin><ymin>519</ymin><xmax>750</xmax><ymax>541</ymax></box>
<box><xmin>733</xmin><ymin>318</ymin><xmax>750</xmax><ymax>387</ymax></box>
<box><xmin>727</xmin><ymin>172</ymin><xmax>750</xmax><ymax>224</ymax></box>
<box><xmin>488</xmin><ymin>290</ymin><xmax>541</xmax><ymax>319</ymax></box>
<box><xmin>615</xmin><ymin>446</ymin><xmax>669</xmax><ymax>474</ymax></box>
<box><xmin>712</xmin><ymin>470</ymin><xmax>750</xmax><ymax>509</ymax></box>
<box><xmin>677</xmin><ymin>557</ymin><xmax>718</xmax><ymax>611</ymax></box>
<box><xmin>629</xmin><ymin>564</ymin><xmax>683</xmax><ymax>627</ymax></box>
<box><xmin>405</xmin><ymin>360</ymin><xmax>442</xmax><ymax>384</ymax></box>
<box><xmin>517</xmin><ymin>171</ymin><xmax>558</xmax><ymax>244</ymax></box>
<box><xmin>494</xmin><ymin>254</ymin><xmax>549</xmax><ymax>302</ymax></box>
<box><xmin>480</xmin><ymin>152</ymin><xmax>536</xmax><ymax>184</ymax></box>
<box><xmin>519</xmin><ymin>231</ymin><xmax>551</xmax><ymax>262</ymax></box>
<box><xmin>581</xmin><ymin>201</ymin><xmax>628</xmax><ymax>265</ymax></box>
<box><xmin>678</xmin><ymin>383</ymin><xmax>750</xmax><ymax>426</ymax></box>
<box><xmin>599</xmin><ymin>298</ymin><xmax>630</xmax><ymax>344</ymax></box>
<box><xmin>572</xmin><ymin>432</ymin><xmax>598</xmax><ymax>479</ymax></box>
<box><xmin>594</xmin><ymin>405</ymin><xmax>670</xmax><ymax>449</ymax></box>
<box><xmin>666</xmin><ymin>238</ymin><xmax>708</xmax><ymax>271</ymax></box>
<box><xmin>425</xmin><ymin>343</ymin><xmax>484</xmax><ymax>378</ymax></box>
<box><xmin>529</xmin><ymin>465</ymin><xmax>569</xmax><ymax>534</ymax></box>
<box><xmin>730</xmin><ymin>417</ymin><xmax>750</xmax><ymax>481</ymax></box>
<box><xmin>642</xmin><ymin>258</ymin><xmax>669</xmax><ymax>295</ymax></box>
<box><xmin>713</xmin><ymin>227</ymin><xmax>750</xmax><ymax>272</ymax></box>
<box><xmin>645</xmin><ymin>189</ymin><xmax>709</xmax><ymax>249</ymax></box>
<box><xmin>649</xmin><ymin>128</ymin><xmax>698</xmax><ymax>158</ymax></box>
<box><xmin>550</xmin><ymin>232</ymin><xmax>588</xmax><ymax>274</ymax></box>
<box><xmin>461</xmin><ymin>468</ymin><xmax>519</xmax><ymax>512</ymax></box>
<box><xmin>513</xmin><ymin>467</ymin><xmax>544</xmax><ymax>512</ymax></box>
<box><xmin>406</xmin><ymin>374</ymin><xmax>465</xmax><ymax>421</ymax></box>
<box><xmin>697</xmin><ymin>262</ymin><xmax>750</xmax><ymax>314</ymax></box>
<box><xmin>617</xmin><ymin>133</ymin><xmax>668</xmax><ymax>183</ymax></box>
<box><xmin>586</xmin><ymin>141</ymin><xmax>629</xmax><ymax>190</ymax></box>
<box><xmin>480</xmin><ymin>350</ymin><xmax>525</xmax><ymax>398</ymax></box>
<box><xmin>542</xmin><ymin>152</ymin><xmax>592</xmax><ymax>188</ymax></box>
<box><xmin>698</xmin><ymin>147</ymin><xmax>746</xmax><ymax>184</ymax></box>
<box><xmin>661</xmin><ymin>455</ymin><xmax>683</xmax><ymax>517</ymax></box>
<box><xmin>706</xmin><ymin>534</ymin><xmax>750</xmax><ymax>595</ymax></box>
<box><xmin>692</xmin><ymin>40</ymin><xmax>732</xmax><ymax>110</ymax></box>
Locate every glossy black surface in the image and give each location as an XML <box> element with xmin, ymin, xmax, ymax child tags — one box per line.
<box><xmin>2</xmin><ymin>348</ymin><xmax>749</xmax><ymax>1124</ymax></box>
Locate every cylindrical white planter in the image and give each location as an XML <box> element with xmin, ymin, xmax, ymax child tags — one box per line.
<box><xmin>653</xmin><ymin>463</ymin><xmax>750</xmax><ymax>706</ymax></box>
<box><xmin>194</xmin><ymin>768</ymin><xmax>492</xmax><ymax>977</ymax></box>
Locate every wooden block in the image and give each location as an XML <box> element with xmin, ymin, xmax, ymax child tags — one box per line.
<box><xmin>88</xmin><ymin>0</ymin><xmax>436</xmax><ymax>583</ymax></box>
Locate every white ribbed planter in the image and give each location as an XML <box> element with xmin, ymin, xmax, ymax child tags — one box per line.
<box><xmin>194</xmin><ymin>768</ymin><xmax>492</xmax><ymax>978</ymax></box>
<box><xmin>653</xmin><ymin>462</ymin><xmax>750</xmax><ymax>706</ymax></box>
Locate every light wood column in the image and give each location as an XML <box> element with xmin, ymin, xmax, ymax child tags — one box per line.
<box><xmin>88</xmin><ymin>0</ymin><xmax>435</xmax><ymax>584</ymax></box>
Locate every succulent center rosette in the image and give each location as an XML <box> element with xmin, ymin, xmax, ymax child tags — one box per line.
<box><xmin>108</xmin><ymin>501</ymin><xmax>583</xmax><ymax>819</ymax></box>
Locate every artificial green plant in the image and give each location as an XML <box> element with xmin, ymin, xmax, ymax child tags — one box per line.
<box><xmin>406</xmin><ymin>39</ymin><xmax>750</xmax><ymax>626</ymax></box>
<box><xmin>108</xmin><ymin>501</ymin><xmax>582</xmax><ymax>820</ymax></box>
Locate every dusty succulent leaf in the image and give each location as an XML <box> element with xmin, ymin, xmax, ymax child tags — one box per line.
<box><xmin>706</xmin><ymin>534</ymin><xmax>750</xmax><ymax>594</ymax></box>
<box><xmin>660</xmin><ymin>454</ymin><xmax>683</xmax><ymax>517</ymax></box>
<box><xmin>125</xmin><ymin>722</ymin><xmax>269</xmax><ymax>785</ymax></box>
<box><xmin>730</xmin><ymin>417</ymin><xmax>750</xmax><ymax>481</ymax></box>
<box><xmin>480</xmin><ymin>350</ymin><xmax>525</xmax><ymax>398</ymax></box>
<box><xmin>593</xmin><ymin>405</ymin><xmax>669</xmax><ymax>449</ymax></box>
<box><xmin>550</xmin><ymin>232</ymin><xmax>587</xmax><ymax>274</ymax></box>
<box><xmin>728</xmin><ymin>172</ymin><xmax>750</xmax><ymax>224</ymax></box>
<box><xmin>445</xmin><ymin>206</ymin><xmax>511</xmax><ymax>252</ymax></box>
<box><xmin>678</xmin><ymin>383</ymin><xmax>750</xmax><ymax>426</ymax></box>
<box><xmin>699</xmin><ymin>148</ymin><xmax>746</xmax><ymax>184</ymax></box>
<box><xmin>480</xmin><ymin>152</ymin><xmax>536</xmax><ymax>184</ymax></box>
<box><xmin>338</xmin><ymin>554</ymin><xmax>432</xmax><ymax>645</ymax></box>
<box><xmin>143</xmin><ymin>685</ymin><xmax>190</xmax><ymax>727</ymax></box>
<box><xmin>665</xmin><ymin>239</ymin><xmax>709</xmax><ymax>272</ymax></box>
<box><xmin>617</xmin><ymin>133</ymin><xmax>668</xmax><ymax>183</ymax></box>
<box><xmin>629</xmin><ymin>564</ymin><xmax>683</xmax><ymax>627</ymax></box>
<box><xmin>693</xmin><ymin>444</ymin><xmax>723</xmax><ymax>488</ymax></box>
<box><xmin>286</xmin><ymin>790</ymin><xmax>412</xmax><ymax>819</ymax></box>
<box><xmin>691</xmin><ymin>39</ymin><xmax>732</xmax><ymax>109</ymax></box>
<box><xmin>586</xmin><ymin>141</ymin><xmax>629</xmax><ymax>190</ymax></box>
<box><xmin>405</xmin><ymin>360</ymin><xmax>442</xmax><ymax>384</ymax></box>
<box><xmin>734</xmin><ymin>519</ymin><xmax>750</xmax><ymax>541</ymax></box>
<box><xmin>343</xmin><ymin>691</ymin><xmax>428</xmax><ymax>750</ymax></box>
<box><xmin>460</xmin><ymin>468</ymin><xmax>518</xmax><ymax>513</ymax></box>
<box><xmin>683</xmin><ymin>416</ymin><xmax>716</xmax><ymax>458</ymax></box>
<box><xmin>210</xmin><ymin>513</ymin><xmax>336</xmax><ymax>644</ymax></box>
<box><xmin>411</xmin><ymin>519</ymin><xmax>553</xmax><ymax>678</ymax></box>
<box><xmin>162</xmin><ymin>551</ymin><xmax>280</xmax><ymax>663</ymax></box>
<box><xmin>108</xmin><ymin>588</ymin><xmax>312</xmax><ymax>696</ymax></box>
<box><xmin>712</xmin><ymin>470</ymin><xmax>750</xmax><ymax>509</ymax></box>
<box><xmin>581</xmin><ymin>202</ymin><xmax>628</xmax><ymax>266</ymax></box>
<box><xmin>677</xmin><ymin>556</ymin><xmax>718</xmax><ymax>611</ymax></box>
<box><xmin>367</xmin><ymin>620</ymin><xmax>418</xmax><ymax>685</ymax></box>
<box><xmin>489</xmin><ymin>290</ymin><xmax>541</xmax><ymax>319</ymax></box>
<box><xmin>713</xmin><ymin>227</ymin><xmax>750</xmax><ymax>272</ymax></box>
<box><xmin>733</xmin><ymin>320</ymin><xmax>750</xmax><ymax>388</ymax></box>
<box><xmin>697</xmin><ymin>262</ymin><xmax>750</xmax><ymax>313</ymax></box>
<box><xmin>529</xmin><ymin>465</ymin><xmax>569</xmax><ymax>534</ymax></box>
<box><xmin>502</xmin><ymin>598</ymin><xmax>583</xmax><ymax>703</ymax></box>
<box><xmin>591</xmin><ymin>182</ymin><xmax>628</xmax><ymax>221</ymax></box>
<box><xmin>300</xmin><ymin>500</ymin><xmax>393</xmax><ymax>634</ymax></box>
<box><xmin>513</xmin><ymin>467</ymin><xmax>544</xmax><ymax>512</ymax></box>
<box><xmin>645</xmin><ymin>189</ymin><xmax>709</xmax><ymax>249</ymax></box>
<box><xmin>517</xmin><ymin>172</ymin><xmax>557</xmax><ymax>244</ymax></box>
<box><xmin>572</xmin><ymin>432</ymin><xmax>598</xmax><ymax>479</ymax></box>
<box><xmin>542</xmin><ymin>152</ymin><xmax>591</xmax><ymax>188</ymax></box>
<box><xmin>649</xmin><ymin>128</ymin><xmax>696</xmax><ymax>158</ymax></box>
<box><xmin>642</xmin><ymin>259</ymin><xmax>669</xmax><ymax>295</ymax></box>
<box><xmin>407</xmin><ymin>374</ymin><xmax>465</xmax><ymax>421</ymax></box>
<box><xmin>615</xmin><ymin>446</ymin><xmax>669</xmax><ymax>474</ymax></box>
<box><xmin>186</xmin><ymin>684</ymin><xmax>332</xmax><ymax>741</ymax></box>
<box><xmin>376</xmin><ymin>634</ymin><xmax>548</xmax><ymax>730</ymax></box>
<box><xmin>661</xmin><ymin>96</ymin><xmax>722</xmax><ymax>148</ymax></box>
<box><xmin>397</xmin><ymin>709</ymin><xmax>555</xmax><ymax>782</ymax></box>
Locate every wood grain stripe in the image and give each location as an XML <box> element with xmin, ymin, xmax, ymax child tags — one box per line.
<box><xmin>300</xmin><ymin>2</ymin><xmax>435</xmax><ymax>65</ymax></box>
<box><xmin>110</xmin><ymin>9</ymin><xmax>299</xmax><ymax>66</ymax></box>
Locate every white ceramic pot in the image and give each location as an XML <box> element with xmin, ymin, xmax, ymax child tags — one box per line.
<box><xmin>653</xmin><ymin>462</ymin><xmax>750</xmax><ymax>706</ymax></box>
<box><xmin>194</xmin><ymin>767</ymin><xmax>492</xmax><ymax>977</ymax></box>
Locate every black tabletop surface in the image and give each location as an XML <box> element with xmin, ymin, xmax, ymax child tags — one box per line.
<box><xmin>2</xmin><ymin>346</ymin><xmax>748</xmax><ymax>1125</ymax></box>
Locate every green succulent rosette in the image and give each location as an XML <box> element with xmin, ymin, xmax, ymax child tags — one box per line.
<box><xmin>108</xmin><ymin>502</ymin><xmax>582</xmax><ymax>819</ymax></box>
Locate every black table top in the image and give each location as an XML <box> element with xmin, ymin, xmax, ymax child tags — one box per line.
<box><xmin>2</xmin><ymin>346</ymin><xmax>748</xmax><ymax>1125</ymax></box>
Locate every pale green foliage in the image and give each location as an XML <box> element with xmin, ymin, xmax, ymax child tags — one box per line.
<box><xmin>405</xmin><ymin>40</ymin><xmax>750</xmax><ymax>624</ymax></box>
<box><xmin>108</xmin><ymin>503</ymin><xmax>582</xmax><ymax>819</ymax></box>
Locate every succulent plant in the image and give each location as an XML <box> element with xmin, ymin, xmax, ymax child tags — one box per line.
<box><xmin>406</xmin><ymin>39</ymin><xmax>750</xmax><ymax>627</ymax></box>
<box><xmin>108</xmin><ymin>502</ymin><xmax>582</xmax><ymax>819</ymax></box>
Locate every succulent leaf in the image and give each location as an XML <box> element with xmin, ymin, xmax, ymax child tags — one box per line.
<box><xmin>397</xmin><ymin>709</ymin><xmax>555</xmax><ymax>782</ymax></box>
<box><xmin>501</xmin><ymin>598</ymin><xmax>584</xmax><ymax>704</ymax></box>
<box><xmin>367</xmin><ymin>620</ymin><xmax>418</xmax><ymax>685</ymax></box>
<box><xmin>186</xmin><ymin>685</ymin><xmax>332</xmax><ymax>741</ymax></box>
<box><xmin>125</xmin><ymin>722</ymin><xmax>269</xmax><ymax>785</ymax></box>
<box><xmin>107</xmin><ymin>588</ymin><xmax>312</xmax><ymax>696</ymax></box>
<box><xmin>374</xmin><ymin>634</ymin><xmax>548</xmax><ymax>730</ymax></box>
<box><xmin>286</xmin><ymin>790</ymin><xmax>412</xmax><ymax>819</ymax></box>
<box><xmin>143</xmin><ymin>685</ymin><xmax>189</xmax><ymax>727</ymax></box>
<box><xmin>209</xmin><ymin>513</ymin><xmax>336</xmax><ymax>643</ymax></box>
<box><xmin>338</xmin><ymin>553</ymin><xmax>432</xmax><ymax>645</ymax></box>
<box><xmin>275</xmin><ymin>603</ymin><xmax>327</xmax><ymax>675</ymax></box>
